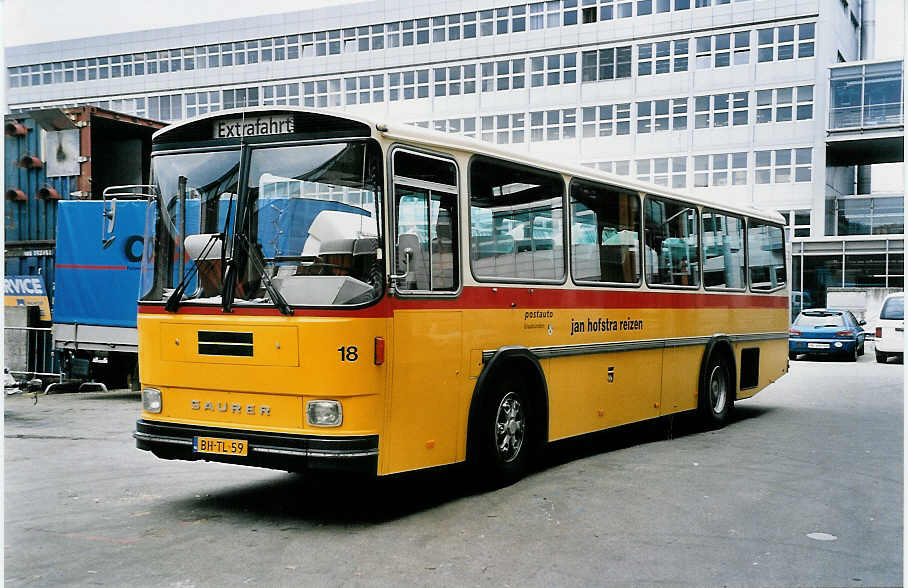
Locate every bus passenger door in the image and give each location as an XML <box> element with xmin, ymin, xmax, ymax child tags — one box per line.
<box><xmin>385</xmin><ymin>149</ymin><xmax>463</xmax><ymax>474</ymax></box>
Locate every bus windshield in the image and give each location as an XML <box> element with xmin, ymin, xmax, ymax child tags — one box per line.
<box><xmin>141</xmin><ymin>140</ymin><xmax>384</xmax><ymax>308</ymax></box>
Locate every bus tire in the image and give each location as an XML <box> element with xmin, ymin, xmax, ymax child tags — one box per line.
<box><xmin>698</xmin><ymin>353</ymin><xmax>732</xmax><ymax>428</ymax></box>
<box><xmin>478</xmin><ymin>378</ymin><xmax>532</xmax><ymax>487</ymax></box>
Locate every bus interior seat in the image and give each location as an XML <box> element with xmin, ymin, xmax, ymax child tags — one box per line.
<box><xmin>431</xmin><ymin>210</ymin><xmax>454</xmax><ymax>289</ymax></box>
<box><xmin>398</xmin><ymin>233</ymin><xmax>429</xmax><ymax>290</ymax></box>
<box><xmin>184</xmin><ymin>233</ymin><xmax>224</xmax><ymax>296</ymax></box>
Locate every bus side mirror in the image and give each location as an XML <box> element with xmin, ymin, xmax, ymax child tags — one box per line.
<box><xmin>102</xmin><ymin>199</ymin><xmax>117</xmax><ymax>248</ymax></box>
<box><xmin>389</xmin><ymin>233</ymin><xmax>420</xmax><ymax>286</ymax></box>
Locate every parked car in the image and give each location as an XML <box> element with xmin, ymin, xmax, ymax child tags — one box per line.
<box><xmin>874</xmin><ymin>293</ymin><xmax>904</xmax><ymax>364</ymax></box>
<box><xmin>789</xmin><ymin>308</ymin><xmax>866</xmax><ymax>362</ymax></box>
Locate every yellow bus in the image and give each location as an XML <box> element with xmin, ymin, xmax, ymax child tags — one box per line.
<box><xmin>134</xmin><ymin>107</ymin><xmax>789</xmax><ymax>484</ymax></box>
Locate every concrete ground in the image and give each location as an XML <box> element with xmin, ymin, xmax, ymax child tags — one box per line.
<box><xmin>4</xmin><ymin>347</ymin><xmax>903</xmax><ymax>587</ymax></box>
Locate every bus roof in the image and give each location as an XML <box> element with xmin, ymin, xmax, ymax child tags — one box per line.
<box><xmin>153</xmin><ymin>106</ymin><xmax>786</xmax><ymax>225</ymax></box>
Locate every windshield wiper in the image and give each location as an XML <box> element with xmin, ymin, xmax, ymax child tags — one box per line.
<box><xmin>164</xmin><ymin>233</ymin><xmax>223</xmax><ymax>312</ymax></box>
<box><xmin>233</xmin><ymin>234</ymin><xmax>293</xmax><ymax>316</ymax></box>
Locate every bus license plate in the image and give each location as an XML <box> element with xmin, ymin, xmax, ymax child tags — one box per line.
<box><xmin>807</xmin><ymin>343</ymin><xmax>829</xmax><ymax>349</ymax></box>
<box><xmin>193</xmin><ymin>437</ymin><xmax>248</xmax><ymax>456</ymax></box>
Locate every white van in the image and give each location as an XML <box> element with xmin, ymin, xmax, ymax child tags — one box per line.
<box><xmin>875</xmin><ymin>293</ymin><xmax>904</xmax><ymax>363</ymax></box>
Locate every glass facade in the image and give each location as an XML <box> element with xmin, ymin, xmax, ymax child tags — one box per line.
<box><xmin>791</xmin><ymin>250</ymin><xmax>904</xmax><ymax>318</ymax></box>
<box><xmin>833</xmin><ymin>195</ymin><xmax>905</xmax><ymax>236</ymax></box>
<box><xmin>829</xmin><ymin>61</ymin><xmax>904</xmax><ymax>129</ymax></box>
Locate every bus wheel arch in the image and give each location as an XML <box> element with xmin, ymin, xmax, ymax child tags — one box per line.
<box><xmin>698</xmin><ymin>337</ymin><xmax>737</xmax><ymax>428</ymax></box>
<box><xmin>467</xmin><ymin>347</ymin><xmax>548</xmax><ymax>485</ymax></box>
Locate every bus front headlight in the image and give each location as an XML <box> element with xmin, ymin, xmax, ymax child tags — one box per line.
<box><xmin>307</xmin><ymin>400</ymin><xmax>342</xmax><ymax>427</ymax></box>
<box><xmin>142</xmin><ymin>388</ymin><xmax>162</xmax><ymax>413</ymax></box>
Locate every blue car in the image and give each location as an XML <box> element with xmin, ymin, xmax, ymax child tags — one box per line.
<box><xmin>789</xmin><ymin>308</ymin><xmax>866</xmax><ymax>361</ymax></box>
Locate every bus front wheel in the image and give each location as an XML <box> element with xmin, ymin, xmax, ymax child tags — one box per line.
<box><xmin>478</xmin><ymin>381</ymin><xmax>532</xmax><ymax>487</ymax></box>
<box><xmin>698</xmin><ymin>354</ymin><xmax>732</xmax><ymax>428</ymax></box>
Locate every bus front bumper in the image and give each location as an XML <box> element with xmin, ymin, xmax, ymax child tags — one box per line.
<box><xmin>134</xmin><ymin>419</ymin><xmax>378</xmax><ymax>474</ymax></box>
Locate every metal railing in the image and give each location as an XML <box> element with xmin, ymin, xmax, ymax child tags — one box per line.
<box><xmin>829</xmin><ymin>102</ymin><xmax>904</xmax><ymax>130</ymax></box>
<box><xmin>3</xmin><ymin>325</ymin><xmax>62</xmax><ymax>383</ymax></box>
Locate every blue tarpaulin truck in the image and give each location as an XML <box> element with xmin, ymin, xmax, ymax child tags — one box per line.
<box><xmin>52</xmin><ymin>198</ymin><xmax>148</xmax><ymax>389</ymax></box>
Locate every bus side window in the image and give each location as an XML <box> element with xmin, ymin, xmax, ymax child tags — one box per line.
<box><xmin>644</xmin><ymin>195</ymin><xmax>700</xmax><ymax>287</ymax></box>
<box><xmin>702</xmin><ymin>209</ymin><xmax>745</xmax><ymax>289</ymax></box>
<box><xmin>469</xmin><ymin>155</ymin><xmax>565</xmax><ymax>282</ymax></box>
<box><xmin>569</xmin><ymin>179</ymin><xmax>640</xmax><ymax>284</ymax></box>
<box><xmin>392</xmin><ymin>150</ymin><xmax>459</xmax><ymax>293</ymax></box>
<box><xmin>747</xmin><ymin>220</ymin><xmax>785</xmax><ymax>290</ymax></box>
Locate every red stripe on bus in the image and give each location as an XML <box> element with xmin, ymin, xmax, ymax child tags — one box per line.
<box><xmin>56</xmin><ymin>264</ymin><xmax>128</xmax><ymax>270</ymax></box>
<box><xmin>138</xmin><ymin>286</ymin><xmax>786</xmax><ymax>317</ymax></box>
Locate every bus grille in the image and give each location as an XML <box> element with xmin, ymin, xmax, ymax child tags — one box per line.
<box><xmin>198</xmin><ymin>331</ymin><xmax>254</xmax><ymax>357</ymax></box>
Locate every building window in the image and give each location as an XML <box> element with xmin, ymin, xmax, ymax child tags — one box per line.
<box><xmin>757</xmin><ymin>28</ymin><xmax>774</xmax><ymax>62</ymax></box>
<box><xmin>777</xmin><ymin>25</ymin><xmax>795</xmax><ymax>60</ymax></box>
<box><xmin>638</xmin><ymin>40</ymin><xmax>687</xmax><ymax>75</ymax></box>
<box><xmin>512</xmin><ymin>5</ymin><xmax>527</xmax><ymax>31</ymax></box>
<box><xmin>755</xmin><ymin>148</ymin><xmax>811</xmax><ymax>184</ymax></box>
<box><xmin>581</xmin><ymin>46</ymin><xmax>632</xmax><ymax>81</ymax></box>
<box><xmin>757</xmin><ymin>24</ymin><xmax>814</xmax><ymax>63</ymax></box>
<box><xmin>186</xmin><ymin>91</ymin><xmax>220</xmax><ymax>117</ymax></box>
<box><xmin>223</xmin><ymin>88</ymin><xmax>259</xmax><ymax>109</ymax></box>
<box><xmin>756</xmin><ymin>86</ymin><xmax>814</xmax><ymax>122</ymax></box>
<box><xmin>530</xmin><ymin>2</ymin><xmax>544</xmax><ymax>29</ymax></box>
<box><xmin>484</xmin><ymin>59</ymin><xmax>526</xmax><ymax>91</ymax></box>
<box><xmin>734</xmin><ymin>31</ymin><xmax>750</xmax><ymax>64</ymax></box>
<box><xmin>147</xmin><ymin>94</ymin><xmax>183</xmax><ymax>121</ymax></box>
<box><xmin>636</xmin><ymin>157</ymin><xmax>673</xmax><ymax>186</ymax></box>
<box><xmin>304</xmin><ymin>79</ymin><xmax>341</xmax><ymax>107</ymax></box>
<box><xmin>694</xmin><ymin>93</ymin><xmax>747</xmax><ymax>128</ymax></box>
<box><xmin>696</xmin><ymin>36</ymin><xmax>711</xmax><ymax>69</ymax></box>
<box><xmin>582</xmin><ymin>4</ymin><xmax>597</xmax><ymax>22</ymax></box>
<box><xmin>637</xmin><ymin>99</ymin><xmax>677</xmax><ymax>133</ymax></box>
<box><xmin>778</xmin><ymin>209</ymin><xmax>811</xmax><ymax>239</ymax></box>
<box><xmin>464</xmin><ymin>12</ymin><xmax>477</xmax><ymax>37</ymax></box>
<box><xmin>529</xmin><ymin>108</ymin><xmax>577</xmax><ymax>141</ymax></box>
<box><xmin>582</xmin><ymin>103</ymin><xmax>631</xmax><ymax>136</ymax></box>
<box><xmin>693</xmin><ymin>152</ymin><xmax>746</xmax><ymax>187</ymax></box>
<box><xmin>835</xmin><ymin>196</ymin><xmax>904</xmax><ymax>236</ymax></box>
<box><xmin>479</xmin><ymin>10</ymin><xmax>494</xmax><ymax>36</ymax></box>
<box><xmin>548</xmin><ymin>0</ymin><xmax>564</xmax><ymax>26</ymax></box>
<box><xmin>798</xmin><ymin>23</ymin><xmax>815</xmax><ymax>57</ymax></box>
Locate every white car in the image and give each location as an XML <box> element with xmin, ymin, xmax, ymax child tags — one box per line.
<box><xmin>875</xmin><ymin>293</ymin><xmax>904</xmax><ymax>363</ymax></box>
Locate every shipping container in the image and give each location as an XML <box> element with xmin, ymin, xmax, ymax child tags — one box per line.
<box><xmin>4</xmin><ymin>107</ymin><xmax>163</xmax><ymax>388</ymax></box>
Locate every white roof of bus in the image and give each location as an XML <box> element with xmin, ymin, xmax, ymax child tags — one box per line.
<box><xmin>154</xmin><ymin>106</ymin><xmax>786</xmax><ymax>225</ymax></box>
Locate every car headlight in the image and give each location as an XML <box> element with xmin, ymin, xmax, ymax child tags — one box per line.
<box><xmin>142</xmin><ymin>388</ymin><xmax>162</xmax><ymax>413</ymax></box>
<box><xmin>306</xmin><ymin>400</ymin><xmax>342</xmax><ymax>427</ymax></box>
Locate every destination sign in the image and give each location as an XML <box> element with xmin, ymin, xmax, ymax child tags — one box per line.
<box><xmin>213</xmin><ymin>115</ymin><xmax>295</xmax><ymax>139</ymax></box>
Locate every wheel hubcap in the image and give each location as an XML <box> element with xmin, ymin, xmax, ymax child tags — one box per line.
<box><xmin>709</xmin><ymin>365</ymin><xmax>727</xmax><ymax>415</ymax></box>
<box><xmin>495</xmin><ymin>392</ymin><xmax>525</xmax><ymax>463</ymax></box>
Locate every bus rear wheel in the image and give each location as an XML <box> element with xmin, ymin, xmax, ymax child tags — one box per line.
<box><xmin>478</xmin><ymin>382</ymin><xmax>532</xmax><ymax>487</ymax></box>
<box><xmin>698</xmin><ymin>354</ymin><xmax>732</xmax><ymax>428</ymax></box>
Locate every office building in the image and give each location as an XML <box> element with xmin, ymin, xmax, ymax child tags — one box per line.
<box><xmin>5</xmin><ymin>0</ymin><xmax>904</xmax><ymax>311</ymax></box>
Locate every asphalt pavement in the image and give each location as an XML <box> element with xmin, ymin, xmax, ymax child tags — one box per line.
<box><xmin>4</xmin><ymin>346</ymin><xmax>903</xmax><ymax>587</ymax></box>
